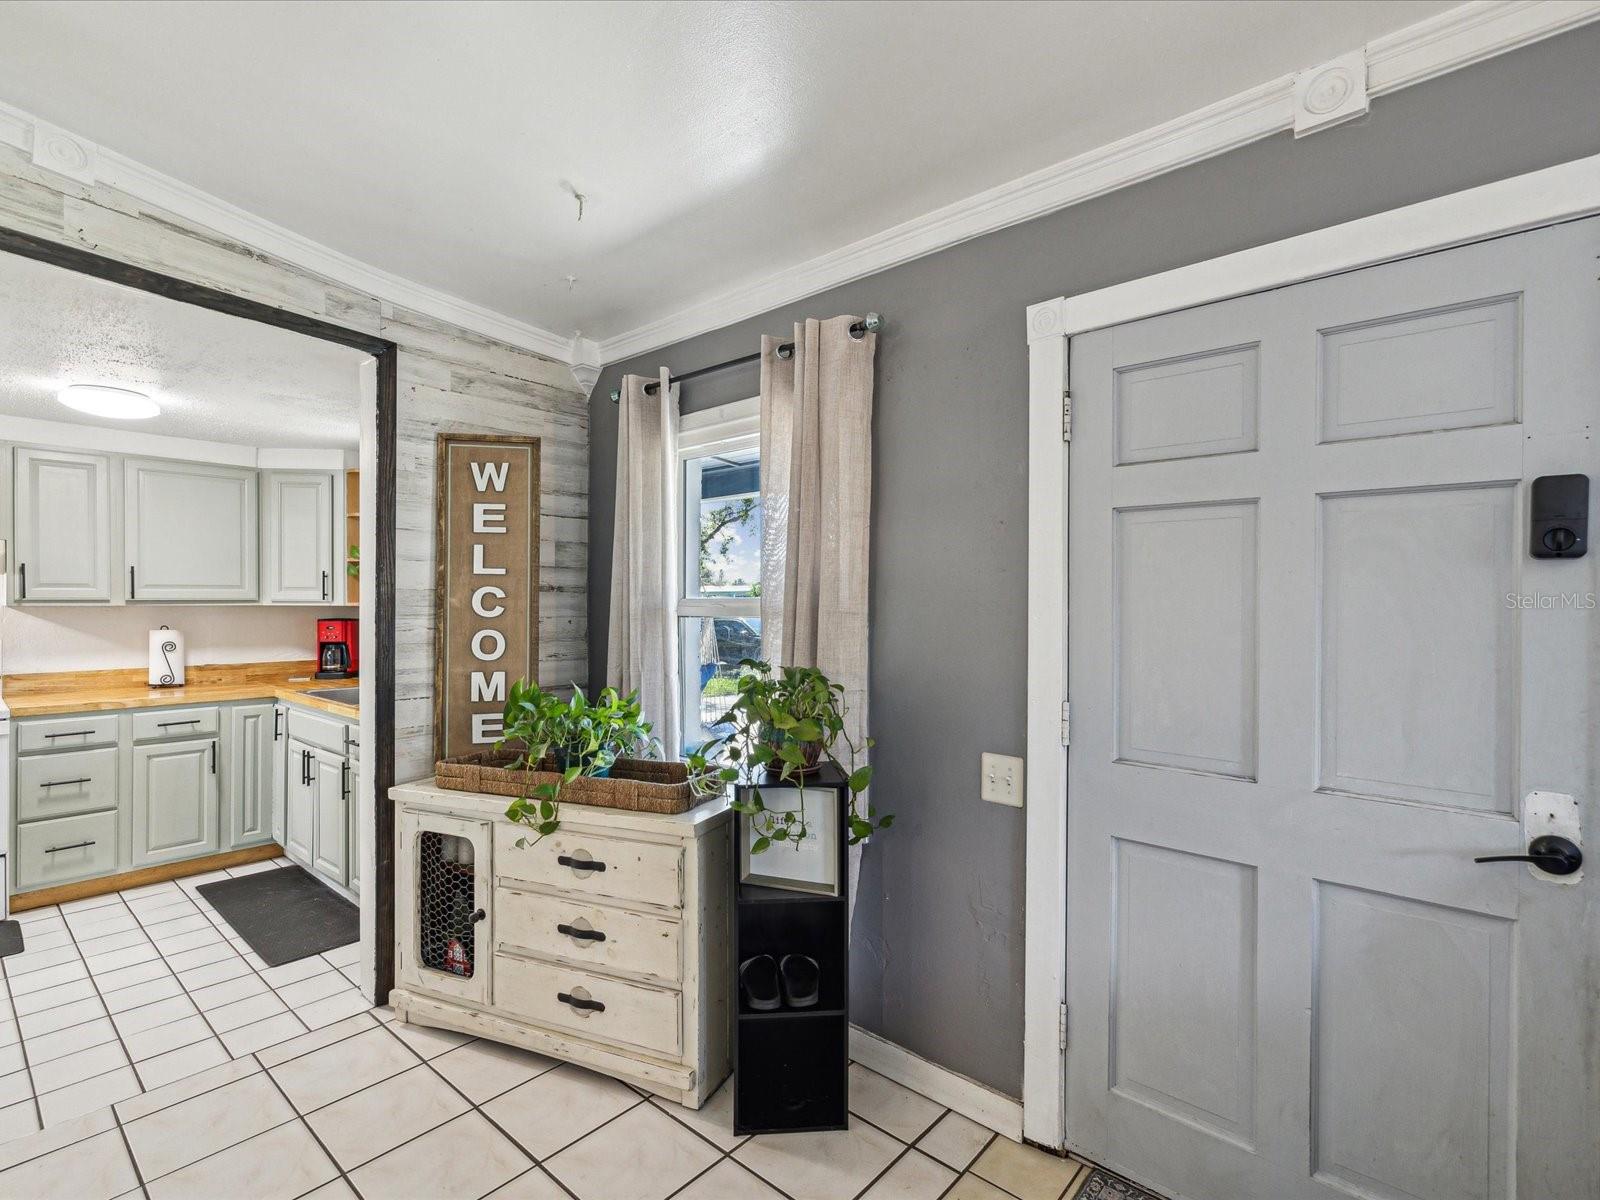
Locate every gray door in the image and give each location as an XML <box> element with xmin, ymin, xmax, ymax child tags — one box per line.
<box><xmin>1065</xmin><ymin>218</ymin><xmax>1600</xmax><ymax>1200</ymax></box>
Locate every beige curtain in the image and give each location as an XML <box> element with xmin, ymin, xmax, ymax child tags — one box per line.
<box><xmin>760</xmin><ymin>317</ymin><xmax>875</xmax><ymax>901</ymax></box>
<box><xmin>607</xmin><ymin>369</ymin><xmax>680</xmax><ymax>756</ymax></box>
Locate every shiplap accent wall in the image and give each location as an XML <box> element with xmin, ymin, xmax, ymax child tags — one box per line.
<box><xmin>0</xmin><ymin>143</ymin><xmax>589</xmax><ymax>782</ymax></box>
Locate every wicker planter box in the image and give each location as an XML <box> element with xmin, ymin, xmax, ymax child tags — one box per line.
<box><xmin>434</xmin><ymin>751</ymin><xmax>700</xmax><ymax>815</ymax></box>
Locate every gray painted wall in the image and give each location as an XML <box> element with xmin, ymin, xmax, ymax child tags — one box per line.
<box><xmin>587</xmin><ymin>27</ymin><xmax>1600</xmax><ymax>1098</ymax></box>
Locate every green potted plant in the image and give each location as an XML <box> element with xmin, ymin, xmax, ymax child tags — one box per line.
<box><xmin>498</xmin><ymin>681</ymin><xmax>657</xmax><ymax>843</ymax></box>
<box><xmin>688</xmin><ymin>660</ymin><xmax>892</xmax><ymax>853</ymax></box>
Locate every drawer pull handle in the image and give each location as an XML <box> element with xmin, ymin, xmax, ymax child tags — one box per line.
<box><xmin>158</xmin><ymin>719</ymin><xmax>201</xmax><ymax>728</ymax></box>
<box><xmin>556</xmin><ymin>855</ymin><xmax>607</xmax><ymax>873</ymax></box>
<box><xmin>557</xmin><ymin>992</ymin><xmax>606</xmax><ymax>1013</ymax></box>
<box><xmin>45</xmin><ymin>840</ymin><xmax>96</xmax><ymax>854</ymax></box>
<box><xmin>44</xmin><ymin>730</ymin><xmax>95</xmax><ymax>739</ymax></box>
<box><xmin>557</xmin><ymin>923</ymin><xmax>606</xmax><ymax>942</ymax></box>
<box><xmin>40</xmin><ymin>778</ymin><xmax>92</xmax><ymax>789</ymax></box>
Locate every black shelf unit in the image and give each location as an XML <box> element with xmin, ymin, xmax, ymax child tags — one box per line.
<box><xmin>732</xmin><ymin>763</ymin><xmax>850</xmax><ymax>1135</ymax></box>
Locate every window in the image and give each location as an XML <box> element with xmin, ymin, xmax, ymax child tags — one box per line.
<box><xmin>677</xmin><ymin>397</ymin><xmax>762</xmax><ymax>756</ymax></box>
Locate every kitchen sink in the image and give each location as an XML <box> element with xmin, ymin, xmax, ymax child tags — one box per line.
<box><xmin>303</xmin><ymin>687</ymin><xmax>359</xmax><ymax>709</ymax></box>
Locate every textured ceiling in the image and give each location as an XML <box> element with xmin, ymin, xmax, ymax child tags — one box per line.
<box><xmin>0</xmin><ymin>0</ymin><xmax>1455</xmax><ymax>345</ymax></box>
<box><xmin>0</xmin><ymin>250</ymin><xmax>364</xmax><ymax>448</ymax></box>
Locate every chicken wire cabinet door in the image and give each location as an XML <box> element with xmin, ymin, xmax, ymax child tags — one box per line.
<box><xmin>397</xmin><ymin>809</ymin><xmax>492</xmax><ymax>1007</ymax></box>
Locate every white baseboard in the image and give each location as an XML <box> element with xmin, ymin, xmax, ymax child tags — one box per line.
<box><xmin>849</xmin><ymin>1025</ymin><xmax>1023</xmax><ymax>1142</ymax></box>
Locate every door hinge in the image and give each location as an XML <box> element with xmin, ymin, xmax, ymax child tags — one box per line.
<box><xmin>1061</xmin><ymin>390</ymin><xmax>1073</xmax><ymax>442</ymax></box>
<box><xmin>1058</xmin><ymin>1001</ymin><xmax>1069</xmax><ymax>1050</ymax></box>
<box><xmin>1060</xmin><ymin>701</ymin><xmax>1071</xmax><ymax>747</ymax></box>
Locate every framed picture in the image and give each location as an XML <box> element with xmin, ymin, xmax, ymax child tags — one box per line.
<box><xmin>738</xmin><ymin>786</ymin><xmax>840</xmax><ymax>897</ymax></box>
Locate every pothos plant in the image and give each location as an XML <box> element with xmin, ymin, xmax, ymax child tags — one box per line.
<box><xmin>687</xmin><ymin>660</ymin><xmax>893</xmax><ymax>853</ymax></box>
<box><xmin>497</xmin><ymin>681</ymin><xmax>657</xmax><ymax>844</ymax></box>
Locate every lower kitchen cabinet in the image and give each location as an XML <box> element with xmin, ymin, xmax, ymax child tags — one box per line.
<box><xmin>227</xmin><ymin>703</ymin><xmax>276</xmax><ymax>848</ymax></box>
<box><xmin>311</xmin><ymin>746</ymin><xmax>349</xmax><ymax>885</ymax></box>
<box><xmin>132</xmin><ymin>736</ymin><xmax>220</xmax><ymax>867</ymax></box>
<box><xmin>285</xmin><ymin>738</ymin><xmax>316</xmax><ymax>866</ymax></box>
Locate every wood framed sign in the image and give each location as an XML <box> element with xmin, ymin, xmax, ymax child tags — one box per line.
<box><xmin>434</xmin><ymin>433</ymin><xmax>540</xmax><ymax>760</ymax></box>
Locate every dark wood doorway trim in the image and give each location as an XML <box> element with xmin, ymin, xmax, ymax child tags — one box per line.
<box><xmin>0</xmin><ymin>225</ymin><xmax>401</xmax><ymax>1003</ymax></box>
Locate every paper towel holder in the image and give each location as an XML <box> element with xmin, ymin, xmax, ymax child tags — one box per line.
<box><xmin>151</xmin><ymin>625</ymin><xmax>185</xmax><ymax>688</ymax></box>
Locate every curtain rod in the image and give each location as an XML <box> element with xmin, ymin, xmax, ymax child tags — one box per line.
<box><xmin>608</xmin><ymin>313</ymin><xmax>883</xmax><ymax>403</ymax></box>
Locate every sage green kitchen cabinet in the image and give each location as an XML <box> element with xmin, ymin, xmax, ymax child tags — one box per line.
<box><xmin>285</xmin><ymin>738</ymin><xmax>316</xmax><ymax>866</ymax></box>
<box><xmin>227</xmin><ymin>703</ymin><xmax>276</xmax><ymax>848</ymax></box>
<box><xmin>262</xmin><ymin>471</ymin><xmax>337</xmax><ymax>604</ymax></box>
<box><xmin>124</xmin><ymin>458</ymin><xmax>258</xmax><ymax>601</ymax></box>
<box><xmin>12</xmin><ymin>446</ymin><xmax>112</xmax><ymax>602</ymax></box>
<box><xmin>131</xmin><ymin>736</ymin><xmax>220</xmax><ymax>867</ymax></box>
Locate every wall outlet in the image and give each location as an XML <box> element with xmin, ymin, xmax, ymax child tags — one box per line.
<box><xmin>981</xmin><ymin>753</ymin><xmax>1024</xmax><ymax>807</ymax></box>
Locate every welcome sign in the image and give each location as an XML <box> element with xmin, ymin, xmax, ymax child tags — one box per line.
<box><xmin>434</xmin><ymin>433</ymin><xmax>541</xmax><ymax>760</ymax></box>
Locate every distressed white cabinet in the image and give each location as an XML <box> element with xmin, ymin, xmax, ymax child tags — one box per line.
<box><xmin>132</xmin><ymin>736</ymin><xmax>220</xmax><ymax>867</ymax></box>
<box><xmin>390</xmin><ymin>783</ymin><xmax>733</xmax><ymax>1109</ymax></box>
<box><xmin>284</xmin><ymin>738</ymin><xmax>316</xmax><ymax>865</ymax></box>
<box><xmin>262</xmin><ymin>471</ymin><xmax>336</xmax><ymax>604</ymax></box>
<box><xmin>227</xmin><ymin>703</ymin><xmax>276</xmax><ymax>848</ymax></box>
<box><xmin>311</xmin><ymin>746</ymin><xmax>349</xmax><ymax>886</ymax></box>
<box><xmin>12</xmin><ymin>447</ymin><xmax>112</xmax><ymax>602</ymax></box>
<box><xmin>125</xmin><ymin>458</ymin><xmax>258</xmax><ymax>601</ymax></box>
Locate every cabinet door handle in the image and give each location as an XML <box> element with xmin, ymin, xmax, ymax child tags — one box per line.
<box><xmin>39</xmin><ymin>778</ymin><xmax>92</xmax><ymax>789</ymax></box>
<box><xmin>556</xmin><ymin>923</ymin><xmax>606</xmax><ymax>943</ymax></box>
<box><xmin>471</xmin><ymin>909</ymin><xmax>487</xmax><ymax>924</ymax></box>
<box><xmin>274</xmin><ymin>709</ymin><xmax>283</xmax><ymax>741</ymax></box>
<box><xmin>322</xmin><ymin>570</ymin><xmax>329</xmax><ymax>600</ymax></box>
<box><xmin>17</xmin><ymin>562</ymin><xmax>23</xmax><ymax>600</ymax></box>
<box><xmin>45</xmin><ymin>840</ymin><xmax>95</xmax><ymax>854</ymax></box>
<box><xmin>556</xmin><ymin>855</ymin><xmax>606</xmax><ymax>873</ymax></box>
<box><xmin>210</xmin><ymin>742</ymin><xmax>217</xmax><ymax>775</ymax></box>
<box><xmin>341</xmin><ymin>758</ymin><xmax>350</xmax><ymax>801</ymax></box>
<box><xmin>129</xmin><ymin>565</ymin><xmax>136</xmax><ymax>599</ymax></box>
<box><xmin>556</xmin><ymin>992</ymin><xmax>605</xmax><ymax>1013</ymax></box>
<box><xmin>303</xmin><ymin>750</ymin><xmax>312</xmax><ymax>786</ymax></box>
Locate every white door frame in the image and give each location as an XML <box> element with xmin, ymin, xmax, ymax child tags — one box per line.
<box><xmin>1022</xmin><ymin>150</ymin><xmax>1600</xmax><ymax>1151</ymax></box>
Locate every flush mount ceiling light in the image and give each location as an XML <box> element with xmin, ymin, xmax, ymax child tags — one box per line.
<box><xmin>58</xmin><ymin>384</ymin><xmax>160</xmax><ymax>419</ymax></box>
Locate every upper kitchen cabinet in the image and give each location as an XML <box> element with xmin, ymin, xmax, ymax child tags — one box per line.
<box><xmin>13</xmin><ymin>446</ymin><xmax>113</xmax><ymax>602</ymax></box>
<box><xmin>125</xmin><ymin>458</ymin><xmax>259</xmax><ymax>601</ymax></box>
<box><xmin>263</xmin><ymin>471</ymin><xmax>337</xmax><ymax>604</ymax></box>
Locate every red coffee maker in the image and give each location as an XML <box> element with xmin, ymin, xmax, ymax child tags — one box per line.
<box><xmin>315</xmin><ymin>617</ymin><xmax>358</xmax><ymax>680</ymax></box>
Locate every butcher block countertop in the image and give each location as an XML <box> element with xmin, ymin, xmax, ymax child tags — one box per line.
<box><xmin>1</xmin><ymin>660</ymin><xmax>359</xmax><ymax>719</ymax></box>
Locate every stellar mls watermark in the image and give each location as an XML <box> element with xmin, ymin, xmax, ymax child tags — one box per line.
<box><xmin>1505</xmin><ymin>591</ymin><xmax>1598</xmax><ymax>610</ymax></box>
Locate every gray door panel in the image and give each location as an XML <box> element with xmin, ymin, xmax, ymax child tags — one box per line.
<box><xmin>1065</xmin><ymin>218</ymin><xmax>1600</xmax><ymax>1200</ymax></box>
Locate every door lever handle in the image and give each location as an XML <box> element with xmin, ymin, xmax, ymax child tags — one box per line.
<box><xmin>1474</xmin><ymin>834</ymin><xmax>1583</xmax><ymax>876</ymax></box>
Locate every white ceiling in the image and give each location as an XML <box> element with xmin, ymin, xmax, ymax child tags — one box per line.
<box><xmin>0</xmin><ymin>1</ymin><xmax>1456</xmax><ymax>351</ymax></box>
<box><xmin>0</xmin><ymin>250</ymin><xmax>364</xmax><ymax>447</ymax></box>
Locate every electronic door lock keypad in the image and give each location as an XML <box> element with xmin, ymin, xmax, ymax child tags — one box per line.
<box><xmin>1529</xmin><ymin>474</ymin><xmax>1588</xmax><ymax>558</ymax></box>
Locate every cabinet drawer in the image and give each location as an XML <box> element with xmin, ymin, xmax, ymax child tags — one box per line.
<box><xmin>16</xmin><ymin>811</ymin><xmax>118</xmax><ymax>891</ymax></box>
<box><xmin>494</xmin><ymin>953</ymin><xmax>682</xmax><ymax>1059</ymax></box>
<box><xmin>286</xmin><ymin>707</ymin><xmax>349</xmax><ymax>754</ymax></box>
<box><xmin>494</xmin><ymin>825</ymin><xmax>682</xmax><ymax>909</ymax></box>
<box><xmin>16</xmin><ymin>714</ymin><xmax>119</xmax><ymax>754</ymax></box>
<box><xmin>16</xmin><ymin>748</ymin><xmax>118</xmax><ymax>822</ymax></box>
<box><xmin>130</xmin><ymin>706</ymin><xmax>220</xmax><ymax>741</ymax></box>
<box><xmin>496</xmin><ymin>886</ymin><xmax>683</xmax><ymax>984</ymax></box>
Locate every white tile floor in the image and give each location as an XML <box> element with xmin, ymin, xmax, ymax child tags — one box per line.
<box><xmin>0</xmin><ymin>858</ymin><xmax>367</xmax><ymax>1139</ymax></box>
<box><xmin>0</xmin><ymin>870</ymin><xmax>1135</xmax><ymax>1200</ymax></box>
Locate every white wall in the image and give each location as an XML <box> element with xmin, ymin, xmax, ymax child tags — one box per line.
<box><xmin>0</xmin><ymin>603</ymin><xmax>357</xmax><ymax>675</ymax></box>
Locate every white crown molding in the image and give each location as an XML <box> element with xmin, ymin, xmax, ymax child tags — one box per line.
<box><xmin>0</xmin><ymin>99</ymin><xmax>575</xmax><ymax>367</ymax></box>
<box><xmin>597</xmin><ymin>0</ymin><xmax>1600</xmax><ymax>364</ymax></box>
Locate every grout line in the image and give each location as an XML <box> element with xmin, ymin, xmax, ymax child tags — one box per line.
<box><xmin>109</xmin><ymin>1101</ymin><xmax>151</xmax><ymax>1199</ymax></box>
<box><xmin>0</xmin><ymin>942</ymin><xmax>45</xmax><ymax>1134</ymax></box>
<box><xmin>255</xmin><ymin>1056</ymin><xmax>364</xmax><ymax>1198</ymax></box>
<box><xmin>54</xmin><ymin>894</ymin><xmax>160</xmax><ymax>1100</ymax></box>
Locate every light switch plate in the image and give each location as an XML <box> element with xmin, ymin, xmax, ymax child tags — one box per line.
<box><xmin>981</xmin><ymin>753</ymin><xmax>1024</xmax><ymax>807</ymax></box>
